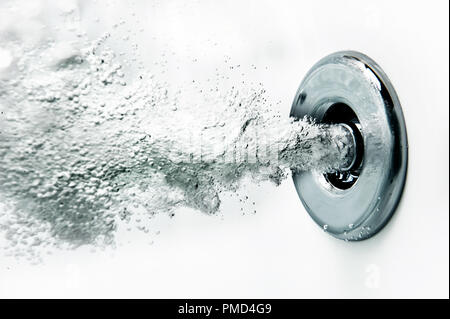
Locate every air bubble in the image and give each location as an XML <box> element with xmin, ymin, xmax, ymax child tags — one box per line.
<box><xmin>0</xmin><ymin>48</ymin><xmax>13</xmax><ymax>69</ymax></box>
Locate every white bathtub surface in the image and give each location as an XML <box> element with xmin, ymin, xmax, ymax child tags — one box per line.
<box><xmin>0</xmin><ymin>0</ymin><xmax>448</xmax><ymax>298</ymax></box>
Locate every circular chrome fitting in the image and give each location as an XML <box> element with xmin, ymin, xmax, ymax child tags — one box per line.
<box><xmin>290</xmin><ymin>51</ymin><xmax>408</xmax><ymax>241</ymax></box>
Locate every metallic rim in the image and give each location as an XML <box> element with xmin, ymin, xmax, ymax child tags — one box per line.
<box><xmin>290</xmin><ymin>51</ymin><xmax>408</xmax><ymax>241</ymax></box>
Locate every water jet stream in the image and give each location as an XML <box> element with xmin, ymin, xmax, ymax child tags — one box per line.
<box><xmin>0</xmin><ymin>11</ymin><xmax>355</xmax><ymax>260</ymax></box>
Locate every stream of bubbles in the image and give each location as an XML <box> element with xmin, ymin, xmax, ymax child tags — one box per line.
<box><xmin>0</xmin><ymin>2</ymin><xmax>354</xmax><ymax>261</ymax></box>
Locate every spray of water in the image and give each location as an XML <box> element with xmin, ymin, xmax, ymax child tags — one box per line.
<box><xmin>0</xmin><ymin>4</ymin><xmax>353</xmax><ymax>261</ymax></box>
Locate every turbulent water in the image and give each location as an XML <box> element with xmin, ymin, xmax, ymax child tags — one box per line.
<box><xmin>0</xmin><ymin>2</ymin><xmax>354</xmax><ymax>261</ymax></box>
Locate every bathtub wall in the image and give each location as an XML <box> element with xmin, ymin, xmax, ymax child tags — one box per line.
<box><xmin>0</xmin><ymin>0</ymin><xmax>448</xmax><ymax>298</ymax></box>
